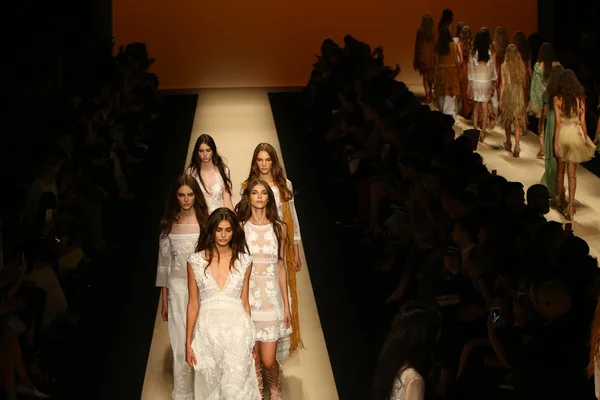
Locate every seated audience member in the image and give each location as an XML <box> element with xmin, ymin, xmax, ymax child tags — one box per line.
<box><xmin>303</xmin><ymin>33</ymin><xmax>597</xmax><ymax>399</ymax></box>
<box><xmin>1</xmin><ymin>15</ymin><xmax>160</xmax><ymax>395</ymax></box>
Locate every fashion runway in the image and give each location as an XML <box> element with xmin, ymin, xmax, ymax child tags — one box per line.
<box><xmin>140</xmin><ymin>88</ymin><xmax>338</xmax><ymax>399</ymax></box>
<box><xmin>403</xmin><ymin>83</ymin><xmax>600</xmax><ymax>258</ymax></box>
<box><xmin>453</xmin><ymin>115</ymin><xmax>600</xmax><ymax>259</ymax></box>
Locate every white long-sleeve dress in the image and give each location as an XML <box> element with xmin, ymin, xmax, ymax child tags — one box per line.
<box><xmin>156</xmin><ymin>223</ymin><xmax>200</xmax><ymax>400</ymax></box>
<box><xmin>187</xmin><ymin>251</ymin><xmax>260</xmax><ymax>400</ymax></box>
<box><xmin>188</xmin><ymin>167</ymin><xmax>230</xmax><ymax>214</ymax></box>
<box><xmin>391</xmin><ymin>367</ymin><xmax>425</xmax><ymax>400</ymax></box>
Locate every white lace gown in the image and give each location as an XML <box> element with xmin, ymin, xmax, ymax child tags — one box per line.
<box><xmin>189</xmin><ymin>167</ymin><xmax>229</xmax><ymax>214</ymax></box>
<box><xmin>187</xmin><ymin>251</ymin><xmax>260</xmax><ymax>400</ymax></box>
<box><xmin>390</xmin><ymin>367</ymin><xmax>425</xmax><ymax>400</ymax></box>
<box><xmin>156</xmin><ymin>223</ymin><xmax>200</xmax><ymax>400</ymax></box>
<box><xmin>244</xmin><ymin>222</ymin><xmax>293</xmax><ymax>343</ymax></box>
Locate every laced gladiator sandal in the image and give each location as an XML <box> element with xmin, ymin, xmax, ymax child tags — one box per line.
<box><xmin>265</xmin><ymin>364</ymin><xmax>282</xmax><ymax>400</ymax></box>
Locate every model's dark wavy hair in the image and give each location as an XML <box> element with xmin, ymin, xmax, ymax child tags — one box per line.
<box><xmin>473</xmin><ymin>31</ymin><xmax>491</xmax><ymax>62</ymax></box>
<box><xmin>160</xmin><ymin>175</ymin><xmax>209</xmax><ymax>238</ymax></box>
<box><xmin>557</xmin><ymin>69</ymin><xmax>586</xmax><ymax>118</ymax></box>
<box><xmin>493</xmin><ymin>27</ymin><xmax>509</xmax><ymax>63</ymax></box>
<box><xmin>537</xmin><ymin>42</ymin><xmax>558</xmax><ymax>79</ymax></box>
<box><xmin>372</xmin><ymin>302</ymin><xmax>442</xmax><ymax>400</ymax></box>
<box><xmin>455</xmin><ymin>22</ymin><xmax>465</xmax><ymax>38</ymax></box>
<box><xmin>188</xmin><ymin>134</ymin><xmax>232</xmax><ymax>195</ymax></box>
<box><xmin>435</xmin><ymin>26</ymin><xmax>452</xmax><ymax>56</ymax></box>
<box><xmin>242</xmin><ymin>143</ymin><xmax>292</xmax><ymax>201</ymax></box>
<box><xmin>235</xmin><ymin>179</ymin><xmax>286</xmax><ymax>259</ymax></box>
<box><xmin>417</xmin><ymin>14</ymin><xmax>435</xmax><ymax>42</ymax></box>
<box><xmin>196</xmin><ymin>207</ymin><xmax>247</xmax><ymax>274</ymax></box>
<box><xmin>546</xmin><ymin>64</ymin><xmax>565</xmax><ymax>99</ymax></box>
<box><xmin>438</xmin><ymin>9</ymin><xmax>453</xmax><ymax>32</ymax></box>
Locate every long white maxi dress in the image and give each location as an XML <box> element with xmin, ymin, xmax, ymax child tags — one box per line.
<box><xmin>156</xmin><ymin>223</ymin><xmax>200</xmax><ymax>400</ymax></box>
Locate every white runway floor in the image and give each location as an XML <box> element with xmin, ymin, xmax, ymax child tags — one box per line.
<box><xmin>140</xmin><ymin>88</ymin><xmax>338</xmax><ymax>400</ymax></box>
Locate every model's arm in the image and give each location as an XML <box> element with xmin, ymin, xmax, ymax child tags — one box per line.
<box><xmin>554</xmin><ymin>97</ymin><xmax>562</xmax><ymax>155</ymax></box>
<box><xmin>595</xmin><ymin>110</ymin><xmax>600</xmax><ymax>144</ymax></box>
<box><xmin>185</xmin><ymin>262</ymin><xmax>199</xmax><ymax>366</ymax></box>
<box><xmin>490</xmin><ymin>53</ymin><xmax>498</xmax><ymax>87</ymax></box>
<box><xmin>223</xmin><ymin>168</ymin><xmax>234</xmax><ymax>211</ymax></box>
<box><xmin>286</xmin><ymin>180</ymin><xmax>302</xmax><ymax>271</ymax></box>
<box><xmin>579</xmin><ymin>99</ymin><xmax>588</xmax><ymax>138</ymax></box>
<box><xmin>241</xmin><ymin>260</ymin><xmax>253</xmax><ymax>316</ymax></box>
<box><xmin>499</xmin><ymin>68</ymin><xmax>506</xmax><ymax>111</ymax></box>
<box><xmin>156</xmin><ymin>235</ymin><xmax>171</xmax><ymax>321</ymax></box>
<box><xmin>277</xmin><ymin>223</ymin><xmax>291</xmax><ymax>326</ymax></box>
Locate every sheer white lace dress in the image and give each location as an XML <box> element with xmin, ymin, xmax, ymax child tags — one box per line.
<box><xmin>468</xmin><ymin>50</ymin><xmax>497</xmax><ymax>103</ymax></box>
<box><xmin>188</xmin><ymin>167</ymin><xmax>229</xmax><ymax>214</ymax></box>
<box><xmin>244</xmin><ymin>221</ymin><xmax>292</xmax><ymax>343</ymax></box>
<box><xmin>187</xmin><ymin>251</ymin><xmax>260</xmax><ymax>400</ymax></box>
<box><xmin>156</xmin><ymin>223</ymin><xmax>200</xmax><ymax>400</ymax></box>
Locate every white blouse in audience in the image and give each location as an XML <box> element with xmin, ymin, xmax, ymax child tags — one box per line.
<box><xmin>391</xmin><ymin>367</ymin><xmax>425</xmax><ymax>400</ymax></box>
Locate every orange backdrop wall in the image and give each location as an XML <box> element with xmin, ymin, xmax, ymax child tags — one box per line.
<box><xmin>113</xmin><ymin>0</ymin><xmax>537</xmax><ymax>89</ymax></box>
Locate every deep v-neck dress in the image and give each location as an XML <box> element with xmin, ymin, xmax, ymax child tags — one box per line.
<box><xmin>187</xmin><ymin>250</ymin><xmax>260</xmax><ymax>399</ymax></box>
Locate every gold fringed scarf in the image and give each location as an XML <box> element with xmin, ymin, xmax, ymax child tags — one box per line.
<box><xmin>281</xmin><ymin>200</ymin><xmax>304</xmax><ymax>354</ymax></box>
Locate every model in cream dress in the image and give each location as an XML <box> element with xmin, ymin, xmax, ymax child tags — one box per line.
<box><xmin>156</xmin><ymin>175</ymin><xmax>208</xmax><ymax>400</ymax></box>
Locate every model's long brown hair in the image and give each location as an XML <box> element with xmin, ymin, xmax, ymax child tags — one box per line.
<box><xmin>160</xmin><ymin>175</ymin><xmax>209</xmax><ymax>238</ymax></box>
<box><xmin>459</xmin><ymin>26</ymin><xmax>473</xmax><ymax>58</ymax></box>
<box><xmin>493</xmin><ymin>27</ymin><xmax>510</xmax><ymax>64</ymax></box>
<box><xmin>537</xmin><ymin>42</ymin><xmax>558</xmax><ymax>79</ymax></box>
<box><xmin>512</xmin><ymin>31</ymin><xmax>531</xmax><ymax>67</ymax></box>
<box><xmin>188</xmin><ymin>134</ymin><xmax>233</xmax><ymax>195</ymax></box>
<box><xmin>435</xmin><ymin>26</ymin><xmax>452</xmax><ymax>56</ymax></box>
<box><xmin>588</xmin><ymin>297</ymin><xmax>600</xmax><ymax>377</ymax></box>
<box><xmin>437</xmin><ymin>9</ymin><xmax>453</xmax><ymax>33</ymax></box>
<box><xmin>196</xmin><ymin>207</ymin><xmax>247</xmax><ymax>275</ymax></box>
<box><xmin>242</xmin><ymin>143</ymin><xmax>292</xmax><ymax>201</ymax></box>
<box><xmin>557</xmin><ymin>69</ymin><xmax>585</xmax><ymax>118</ymax></box>
<box><xmin>546</xmin><ymin>64</ymin><xmax>565</xmax><ymax>99</ymax></box>
<box><xmin>235</xmin><ymin>179</ymin><xmax>286</xmax><ymax>260</ymax></box>
<box><xmin>417</xmin><ymin>14</ymin><xmax>434</xmax><ymax>42</ymax></box>
<box><xmin>502</xmin><ymin>45</ymin><xmax>526</xmax><ymax>87</ymax></box>
<box><xmin>455</xmin><ymin>22</ymin><xmax>465</xmax><ymax>38</ymax></box>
